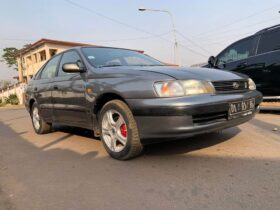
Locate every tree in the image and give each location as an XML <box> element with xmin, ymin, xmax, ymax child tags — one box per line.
<box><xmin>1</xmin><ymin>44</ymin><xmax>32</xmax><ymax>71</ymax></box>
<box><xmin>1</xmin><ymin>47</ymin><xmax>19</xmax><ymax>70</ymax></box>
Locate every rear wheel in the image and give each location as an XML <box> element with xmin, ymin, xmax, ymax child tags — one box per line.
<box><xmin>99</xmin><ymin>100</ymin><xmax>143</xmax><ymax>160</ymax></box>
<box><xmin>31</xmin><ymin>102</ymin><xmax>52</xmax><ymax>134</ymax></box>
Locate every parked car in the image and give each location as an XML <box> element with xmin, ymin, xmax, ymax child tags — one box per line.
<box><xmin>25</xmin><ymin>47</ymin><xmax>262</xmax><ymax>160</ymax></box>
<box><xmin>207</xmin><ymin>24</ymin><xmax>280</xmax><ymax>97</ymax></box>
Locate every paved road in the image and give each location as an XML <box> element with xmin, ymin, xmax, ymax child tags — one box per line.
<box><xmin>0</xmin><ymin>107</ymin><xmax>279</xmax><ymax>210</ymax></box>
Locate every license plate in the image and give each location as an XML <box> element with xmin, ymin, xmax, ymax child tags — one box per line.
<box><xmin>229</xmin><ymin>99</ymin><xmax>255</xmax><ymax>116</ymax></box>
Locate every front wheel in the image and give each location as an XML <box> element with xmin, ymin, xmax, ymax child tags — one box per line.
<box><xmin>31</xmin><ymin>102</ymin><xmax>52</xmax><ymax>134</ymax></box>
<box><xmin>99</xmin><ymin>100</ymin><xmax>143</xmax><ymax>160</ymax></box>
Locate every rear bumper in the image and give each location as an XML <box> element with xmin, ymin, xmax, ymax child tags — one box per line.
<box><xmin>126</xmin><ymin>90</ymin><xmax>262</xmax><ymax>140</ymax></box>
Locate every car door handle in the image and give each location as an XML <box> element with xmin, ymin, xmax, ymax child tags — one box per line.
<box><xmin>237</xmin><ymin>62</ymin><xmax>247</xmax><ymax>69</ymax></box>
<box><xmin>53</xmin><ymin>85</ymin><xmax>59</xmax><ymax>90</ymax></box>
<box><xmin>34</xmin><ymin>87</ymin><xmax>38</xmax><ymax>92</ymax></box>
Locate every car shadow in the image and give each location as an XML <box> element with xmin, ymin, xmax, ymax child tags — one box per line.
<box><xmin>52</xmin><ymin>124</ymin><xmax>96</xmax><ymax>139</ymax></box>
<box><xmin>52</xmin><ymin>123</ymin><xmax>241</xmax><ymax>157</ymax></box>
<box><xmin>144</xmin><ymin>127</ymin><xmax>241</xmax><ymax>156</ymax></box>
<box><xmin>0</xmin><ymin>107</ymin><xmax>243</xmax><ymax>158</ymax></box>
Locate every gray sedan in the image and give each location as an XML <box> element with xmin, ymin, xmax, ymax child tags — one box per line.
<box><xmin>25</xmin><ymin>47</ymin><xmax>263</xmax><ymax>160</ymax></box>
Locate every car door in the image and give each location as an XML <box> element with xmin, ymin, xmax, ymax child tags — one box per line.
<box><xmin>35</xmin><ymin>54</ymin><xmax>61</xmax><ymax>122</ymax></box>
<box><xmin>215</xmin><ymin>36</ymin><xmax>256</xmax><ymax>76</ymax></box>
<box><xmin>249</xmin><ymin>29</ymin><xmax>280</xmax><ymax>96</ymax></box>
<box><xmin>52</xmin><ymin>50</ymin><xmax>90</xmax><ymax>128</ymax></box>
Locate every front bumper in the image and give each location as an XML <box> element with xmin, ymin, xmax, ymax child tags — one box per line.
<box><xmin>126</xmin><ymin>90</ymin><xmax>262</xmax><ymax>140</ymax></box>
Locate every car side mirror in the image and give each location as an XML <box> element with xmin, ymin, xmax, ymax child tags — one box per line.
<box><xmin>62</xmin><ymin>62</ymin><xmax>86</xmax><ymax>73</ymax></box>
<box><xmin>208</xmin><ymin>56</ymin><xmax>216</xmax><ymax>67</ymax></box>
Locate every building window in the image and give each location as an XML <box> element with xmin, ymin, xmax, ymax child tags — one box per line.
<box><xmin>49</xmin><ymin>49</ymin><xmax>57</xmax><ymax>57</ymax></box>
<box><xmin>39</xmin><ymin>50</ymin><xmax>47</xmax><ymax>61</ymax></box>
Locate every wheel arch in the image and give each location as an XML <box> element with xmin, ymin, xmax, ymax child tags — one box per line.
<box><xmin>29</xmin><ymin>98</ymin><xmax>36</xmax><ymax>113</ymax></box>
<box><xmin>92</xmin><ymin>92</ymin><xmax>130</xmax><ymax>137</ymax></box>
<box><xmin>93</xmin><ymin>92</ymin><xmax>129</xmax><ymax>116</ymax></box>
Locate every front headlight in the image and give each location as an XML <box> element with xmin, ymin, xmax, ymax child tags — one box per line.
<box><xmin>181</xmin><ymin>80</ymin><xmax>215</xmax><ymax>96</ymax></box>
<box><xmin>248</xmin><ymin>78</ymin><xmax>256</xmax><ymax>90</ymax></box>
<box><xmin>154</xmin><ymin>80</ymin><xmax>215</xmax><ymax>97</ymax></box>
<box><xmin>154</xmin><ymin>81</ymin><xmax>184</xmax><ymax>97</ymax></box>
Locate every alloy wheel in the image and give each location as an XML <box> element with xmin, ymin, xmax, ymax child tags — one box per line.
<box><xmin>101</xmin><ymin>109</ymin><xmax>128</xmax><ymax>152</ymax></box>
<box><xmin>32</xmin><ymin>107</ymin><xmax>40</xmax><ymax>130</ymax></box>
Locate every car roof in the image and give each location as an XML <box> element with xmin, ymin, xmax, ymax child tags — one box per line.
<box><xmin>255</xmin><ymin>24</ymin><xmax>280</xmax><ymax>35</ymax></box>
<box><xmin>215</xmin><ymin>24</ymin><xmax>280</xmax><ymax>58</ymax></box>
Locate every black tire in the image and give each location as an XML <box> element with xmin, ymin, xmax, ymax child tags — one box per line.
<box><xmin>99</xmin><ymin>100</ymin><xmax>143</xmax><ymax>160</ymax></box>
<box><xmin>31</xmin><ymin>102</ymin><xmax>52</xmax><ymax>134</ymax></box>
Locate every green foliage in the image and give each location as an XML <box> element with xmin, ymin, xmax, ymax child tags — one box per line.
<box><xmin>5</xmin><ymin>94</ymin><xmax>19</xmax><ymax>105</ymax></box>
<box><xmin>1</xmin><ymin>44</ymin><xmax>31</xmax><ymax>71</ymax></box>
<box><xmin>23</xmin><ymin>44</ymin><xmax>32</xmax><ymax>49</ymax></box>
<box><xmin>1</xmin><ymin>48</ymin><xmax>19</xmax><ymax>70</ymax></box>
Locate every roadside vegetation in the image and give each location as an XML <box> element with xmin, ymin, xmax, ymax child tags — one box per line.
<box><xmin>0</xmin><ymin>98</ymin><xmax>4</xmax><ymax>107</ymax></box>
<box><xmin>0</xmin><ymin>94</ymin><xmax>19</xmax><ymax>107</ymax></box>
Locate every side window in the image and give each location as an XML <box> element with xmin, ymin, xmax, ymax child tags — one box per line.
<box><xmin>40</xmin><ymin>55</ymin><xmax>61</xmax><ymax>79</ymax></box>
<box><xmin>58</xmin><ymin>51</ymin><xmax>83</xmax><ymax>76</ymax></box>
<box><xmin>33</xmin><ymin>66</ymin><xmax>44</xmax><ymax>80</ymax></box>
<box><xmin>217</xmin><ymin>38</ymin><xmax>254</xmax><ymax>65</ymax></box>
<box><xmin>258</xmin><ymin>30</ymin><xmax>280</xmax><ymax>54</ymax></box>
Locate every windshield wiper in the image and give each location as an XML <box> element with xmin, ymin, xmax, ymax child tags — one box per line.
<box><xmin>130</xmin><ymin>64</ymin><xmax>165</xmax><ymax>67</ymax></box>
<box><xmin>97</xmin><ymin>64</ymin><xmax>165</xmax><ymax>68</ymax></box>
<box><xmin>98</xmin><ymin>64</ymin><xmax>123</xmax><ymax>68</ymax></box>
<box><xmin>144</xmin><ymin>65</ymin><xmax>165</xmax><ymax>66</ymax></box>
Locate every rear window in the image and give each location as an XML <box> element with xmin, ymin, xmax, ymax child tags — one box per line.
<box><xmin>258</xmin><ymin>30</ymin><xmax>280</xmax><ymax>54</ymax></box>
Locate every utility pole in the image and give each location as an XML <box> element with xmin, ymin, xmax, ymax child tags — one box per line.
<box><xmin>139</xmin><ymin>7</ymin><xmax>180</xmax><ymax>65</ymax></box>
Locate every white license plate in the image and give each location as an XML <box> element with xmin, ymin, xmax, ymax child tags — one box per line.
<box><xmin>229</xmin><ymin>99</ymin><xmax>255</xmax><ymax>116</ymax></box>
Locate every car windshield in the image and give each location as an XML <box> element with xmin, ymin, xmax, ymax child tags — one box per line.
<box><xmin>82</xmin><ymin>47</ymin><xmax>165</xmax><ymax>68</ymax></box>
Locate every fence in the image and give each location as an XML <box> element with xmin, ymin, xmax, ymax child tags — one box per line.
<box><xmin>0</xmin><ymin>83</ymin><xmax>27</xmax><ymax>105</ymax></box>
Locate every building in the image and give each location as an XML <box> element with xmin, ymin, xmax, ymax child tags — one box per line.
<box><xmin>16</xmin><ymin>38</ymin><xmax>94</xmax><ymax>83</ymax></box>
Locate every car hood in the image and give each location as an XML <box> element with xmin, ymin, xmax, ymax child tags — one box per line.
<box><xmin>112</xmin><ymin>66</ymin><xmax>248</xmax><ymax>81</ymax></box>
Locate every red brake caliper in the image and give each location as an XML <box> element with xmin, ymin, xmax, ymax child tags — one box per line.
<box><xmin>120</xmin><ymin>124</ymin><xmax>127</xmax><ymax>138</ymax></box>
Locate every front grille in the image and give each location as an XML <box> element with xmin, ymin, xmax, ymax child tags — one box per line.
<box><xmin>193</xmin><ymin>111</ymin><xmax>227</xmax><ymax>125</ymax></box>
<box><xmin>212</xmin><ymin>80</ymin><xmax>248</xmax><ymax>93</ymax></box>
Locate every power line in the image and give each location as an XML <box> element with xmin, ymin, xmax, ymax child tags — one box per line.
<box><xmin>64</xmin><ymin>0</ymin><xmax>209</xmax><ymax>59</ymax></box>
<box><xmin>199</xmin><ymin>29</ymin><xmax>255</xmax><ymax>43</ymax></box>
<box><xmin>81</xmin><ymin>31</ymin><xmax>171</xmax><ymax>42</ymax></box>
<box><xmin>196</xmin><ymin>18</ymin><xmax>280</xmax><ymax>43</ymax></box>
<box><xmin>1</xmin><ymin>1</ymin><xmax>209</xmax><ymax>60</ymax></box>
<box><xmin>0</xmin><ymin>36</ymin><xmax>208</xmax><ymax>58</ymax></box>
<box><xmin>179</xmin><ymin>43</ymin><xmax>209</xmax><ymax>58</ymax></box>
<box><xmin>196</xmin><ymin>33</ymin><xmax>252</xmax><ymax>48</ymax></box>
<box><xmin>198</xmin><ymin>16</ymin><xmax>280</xmax><ymax>39</ymax></box>
<box><xmin>176</xmin><ymin>30</ymin><xmax>213</xmax><ymax>54</ymax></box>
<box><xmin>64</xmin><ymin>0</ymin><xmax>165</xmax><ymax>39</ymax></box>
<box><xmin>196</xmin><ymin>3</ymin><xmax>280</xmax><ymax>37</ymax></box>
<box><xmin>0</xmin><ymin>32</ymin><xmax>171</xmax><ymax>43</ymax></box>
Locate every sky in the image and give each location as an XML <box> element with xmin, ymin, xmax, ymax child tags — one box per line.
<box><xmin>0</xmin><ymin>0</ymin><xmax>280</xmax><ymax>80</ymax></box>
